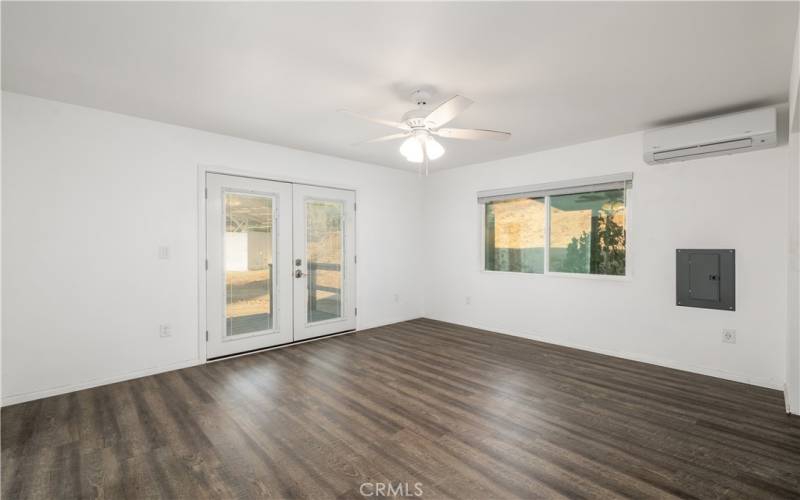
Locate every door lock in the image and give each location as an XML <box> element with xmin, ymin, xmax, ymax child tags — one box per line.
<box><xmin>295</xmin><ymin>269</ymin><xmax>305</xmax><ymax>278</ymax></box>
<box><xmin>295</xmin><ymin>258</ymin><xmax>302</xmax><ymax>266</ymax></box>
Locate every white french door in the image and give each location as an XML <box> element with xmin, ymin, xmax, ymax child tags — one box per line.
<box><xmin>292</xmin><ymin>184</ymin><xmax>356</xmax><ymax>341</ymax></box>
<box><xmin>205</xmin><ymin>173</ymin><xmax>356</xmax><ymax>359</ymax></box>
<box><xmin>206</xmin><ymin>174</ymin><xmax>294</xmax><ymax>358</ymax></box>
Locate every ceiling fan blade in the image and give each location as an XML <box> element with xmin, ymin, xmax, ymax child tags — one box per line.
<box><xmin>352</xmin><ymin>132</ymin><xmax>409</xmax><ymax>146</ymax></box>
<box><xmin>434</xmin><ymin>127</ymin><xmax>511</xmax><ymax>141</ymax></box>
<box><xmin>424</xmin><ymin>95</ymin><xmax>474</xmax><ymax>128</ymax></box>
<box><xmin>339</xmin><ymin>109</ymin><xmax>409</xmax><ymax>130</ymax></box>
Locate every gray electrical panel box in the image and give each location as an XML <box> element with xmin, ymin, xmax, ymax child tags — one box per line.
<box><xmin>676</xmin><ymin>249</ymin><xmax>735</xmax><ymax>311</ymax></box>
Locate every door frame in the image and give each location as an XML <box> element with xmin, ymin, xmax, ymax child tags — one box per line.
<box><xmin>196</xmin><ymin>164</ymin><xmax>359</xmax><ymax>362</ymax></box>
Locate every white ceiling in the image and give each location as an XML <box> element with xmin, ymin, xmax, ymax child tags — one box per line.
<box><xmin>3</xmin><ymin>2</ymin><xmax>798</xmax><ymax>171</ymax></box>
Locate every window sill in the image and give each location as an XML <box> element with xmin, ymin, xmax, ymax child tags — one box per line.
<box><xmin>481</xmin><ymin>269</ymin><xmax>631</xmax><ymax>282</ymax></box>
<box><xmin>545</xmin><ymin>271</ymin><xmax>631</xmax><ymax>282</ymax></box>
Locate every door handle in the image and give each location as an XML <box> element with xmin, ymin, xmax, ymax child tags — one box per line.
<box><xmin>295</xmin><ymin>269</ymin><xmax>305</xmax><ymax>278</ymax></box>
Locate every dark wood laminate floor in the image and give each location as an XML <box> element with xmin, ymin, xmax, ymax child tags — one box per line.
<box><xmin>3</xmin><ymin>318</ymin><xmax>800</xmax><ymax>499</ymax></box>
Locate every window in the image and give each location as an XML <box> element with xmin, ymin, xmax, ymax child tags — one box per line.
<box><xmin>548</xmin><ymin>189</ymin><xmax>626</xmax><ymax>276</ymax></box>
<box><xmin>479</xmin><ymin>174</ymin><xmax>631</xmax><ymax>277</ymax></box>
<box><xmin>484</xmin><ymin>197</ymin><xmax>545</xmax><ymax>273</ymax></box>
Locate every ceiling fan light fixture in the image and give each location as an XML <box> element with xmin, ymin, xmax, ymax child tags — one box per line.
<box><xmin>343</xmin><ymin>91</ymin><xmax>511</xmax><ymax>168</ymax></box>
<box><xmin>425</xmin><ymin>136</ymin><xmax>445</xmax><ymax>160</ymax></box>
<box><xmin>400</xmin><ymin>136</ymin><xmax>424</xmax><ymax>163</ymax></box>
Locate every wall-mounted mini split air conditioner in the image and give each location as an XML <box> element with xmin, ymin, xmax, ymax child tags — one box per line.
<box><xmin>643</xmin><ymin>107</ymin><xmax>777</xmax><ymax>165</ymax></box>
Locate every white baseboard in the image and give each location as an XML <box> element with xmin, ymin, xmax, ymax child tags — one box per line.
<box><xmin>1</xmin><ymin>358</ymin><xmax>201</xmax><ymax>407</ymax></box>
<box><xmin>358</xmin><ymin>314</ymin><xmax>424</xmax><ymax>331</ymax></box>
<box><xmin>1</xmin><ymin>314</ymin><xmax>425</xmax><ymax>407</ymax></box>
<box><xmin>425</xmin><ymin>315</ymin><xmax>782</xmax><ymax>391</ymax></box>
<box><xmin>10</xmin><ymin>313</ymin><xmax>773</xmax><ymax>407</ymax></box>
<box><xmin>785</xmin><ymin>384</ymin><xmax>793</xmax><ymax>414</ymax></box>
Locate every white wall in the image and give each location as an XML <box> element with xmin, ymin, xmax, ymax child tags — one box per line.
<box><xmin>786</xmin><ymin>7</ymin><xmax>800</xmax><ymax>415</ymax></box>
<box><xmin>788</xmin><ymin>133</ymin><xmax>800</xmax><ymax>413</ymax></box>
<box><xmin>790</xmin><ymin>7</ymin><xmax>800</xmax><ymax>133</ymax></box>
<box><xmin>424</xmin><ymin>130</ymin><xmax>793</xmax><ymax>389</ymax></box>
<box><xmin>1</xmin><ymin>92</ymin><xmax>424</xmax><ymax>405</ymax></box>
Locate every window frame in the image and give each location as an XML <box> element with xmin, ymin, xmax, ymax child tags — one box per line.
<box><xmin>479</xmin><ymin>184</ymin><xmax>632</xmax><ymax>281</ymax></box>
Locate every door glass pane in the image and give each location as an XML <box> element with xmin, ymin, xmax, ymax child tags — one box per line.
<box><xmin>484</xmin><ymin>198</ymin><xmax>545</xmax><ymax>273</ymax></box>
<box><xmin>306</xmin><ymin>199</ymin><xmax>343</xmax><ymax>323</ymax></box>
<box><xmin>549</xmin><ymin>188</ymin><xmax>626</xmax><ymax>275</ymax></box>
<box><xmin>225</xmin><ymin>193</ymin><xmax>273</xmax><ymax>336</ymax></box>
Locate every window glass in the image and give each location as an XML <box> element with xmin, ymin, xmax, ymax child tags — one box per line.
<box><xmin>484</xmin><ymin>198</ymin><xmax>545</xmax><ymax>273</ymax></box>
<box><xmin>306</xmin><ymin>200</ymin><xmax>344</xmax><ymax>323</ymax></box>
<box><xmin>548</xmin><ymin>189</ymin><xmax>626</xmax><ymax>275</ymax></box>
<box><xmin>224</xmin><ymin>193</ymin><xmax>273</xmax><ymax>335</ymax></box>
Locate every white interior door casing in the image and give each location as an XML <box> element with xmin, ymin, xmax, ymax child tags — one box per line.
<box><xmin>206</xmin><ymin>173</ymin><xmax>293</xmax><ymax>358</ymax></box>
<box><xmin>292</xmin><ymin>184</ymin><xmax>357</xmax><ymax>341</ymax></box>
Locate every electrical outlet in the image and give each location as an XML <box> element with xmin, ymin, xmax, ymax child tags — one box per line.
<box><xmin>722</xmin><ymin>329</ymin><xmax>736</xmax><ymax>344</ymax></box>
<box><xmin>465</xmin><ymin>296</ymin><xmax>472</xmax><ymax>305</ymax></box>
<box><xmin>159</xmin><ymin>324</ymin><xmax>172</xmax><ymax>338</ymax></box>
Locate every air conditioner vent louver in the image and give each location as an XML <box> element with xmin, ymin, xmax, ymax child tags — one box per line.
<box><xmin>652</xmin><ymin>138</ymin><xmax>753</xmax><ymax>162</ymax></box>
<box><xmin>643</xmin><ymin>107</ymin><xmax>776</xmax><ymax>165</ymax></box>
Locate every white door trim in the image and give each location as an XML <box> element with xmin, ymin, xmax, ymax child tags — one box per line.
<box><xmin>196</xmin><ymin>164</ymin><xmax>359</xmax><ymax>362</ymax></box>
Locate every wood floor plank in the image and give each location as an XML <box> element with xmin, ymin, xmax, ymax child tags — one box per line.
<box><xmin>3</xmin><ymin>318</ymin><xmax>799</xmax><ymax>499</ymax></box>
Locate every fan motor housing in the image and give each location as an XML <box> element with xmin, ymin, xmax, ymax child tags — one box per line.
<box><xmin>402</xmin><ymin>108</ymin><xmax>429</xmax><ymax>129</ymax></box>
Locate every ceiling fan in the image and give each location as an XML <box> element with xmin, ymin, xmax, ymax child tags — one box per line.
<box><xmin>341</xmin><ymin>90</ymin><xmax>511</xmax><ymax>173</ymax></box>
